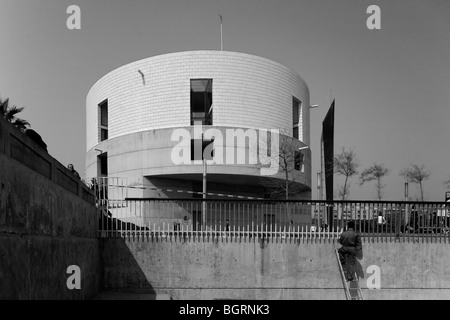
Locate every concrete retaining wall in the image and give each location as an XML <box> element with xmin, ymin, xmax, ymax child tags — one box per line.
<box><xmin>101</xmin><ymin>237</ymin><xmax>450</xmax><ymax>300</ymax></box>
<box><xmin>0</xmin><ymin>118</ymin><xmax>100</xmax><ymax>299</ymax></box>
<box><xmin>361</xmin><ymin>241</ymin><xmax>450</xmax><ymax>299</ymax></box>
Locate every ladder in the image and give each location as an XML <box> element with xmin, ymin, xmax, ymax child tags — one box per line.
<box><xmin>334</xmin><ymin>247</ymin><xmax>363</xmax><ymax>300</ymax></box>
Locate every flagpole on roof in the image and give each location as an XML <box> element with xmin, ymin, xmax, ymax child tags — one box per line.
<box><xmin>219</xmin><ymin>14</ymin><xmax>223</xmax><ymax>51</ymax></box>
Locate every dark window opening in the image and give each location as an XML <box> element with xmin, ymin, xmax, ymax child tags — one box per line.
<box><xmin>98</xmin><ymin>153</ymin><xmax>108</xmax><ymax>176</ymax></box>
<box><xmin>100</xmin><ymin>100</ymin><xmax>108</xmax><ymax>126</ymax></box>
<box><xmin>293</xmin><ymin>97</ymin><xmax>300</xmax><ymax>139</ymax></box>
<box><xmin>101</xmin><ymin>129</ymin><xmax>108</xmax><ymax>141</ymax></box>
<box><xmin>99</xmin><ymin>100</ymin><xmax>108</xmax><ymax>142</ymax></box>
<box><xmin>190</xmin><ymin>139</ymin><xmax>214</xmax><ymax>161</ymax></box>
<box><xmin>191</xmin><ymin>79</ymin><xmax>213</xmax><ymax>125</ymax></box>
<box><xmin>293</xmin><ymin>127</ymin><xmax>299</xmax><ymax>140</ymax></box>
<box><xmin>294</xmin><ymin>150</ymin><xmax>304</xmax><ymax>171</ymax></box>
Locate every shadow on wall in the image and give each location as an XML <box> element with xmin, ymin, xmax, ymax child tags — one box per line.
<box><xmin>99</xmin><ymin>215</ymin><xmax>149</xmax><ymax>231</ymax></box>
<box><xmin>355</xmin><ymin>260</ymin><xmax>365</xmax><ymax>280</ymax></box>
<box><xmin>145</xmin><ymin>176</ymin><xmax>266</xmax><ymax>199</ymax></box>
<box><xmin>99</xmin><ymin>238</ymin><xmax>162</xmax><ymax>300</ymax></box>
<box><xmin>144</xmin><ymin>176</ymin><xmax>196</xmax><ymax>199</ymax></box>
<box><xmin>355</xmin><ymin>246</ymin><xmax>364</xmax><ymax>280</ymax></box>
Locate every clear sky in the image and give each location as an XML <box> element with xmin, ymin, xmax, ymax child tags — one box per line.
<box><xmin>1</xmin><ymin>0</ymin><xmax>449</xmax><ymax>201</ymax></box>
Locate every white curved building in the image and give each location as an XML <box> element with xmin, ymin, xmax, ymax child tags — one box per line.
<box><xmin>86</xmin><ymin>51</ymin><xmax>311</xmax><ymax>201</ymax></box>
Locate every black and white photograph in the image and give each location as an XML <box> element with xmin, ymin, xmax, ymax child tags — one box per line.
<box><xmin>1</xmin><ymin>0</ymin><xmax>450</xmax><ymax>305</ymax></box>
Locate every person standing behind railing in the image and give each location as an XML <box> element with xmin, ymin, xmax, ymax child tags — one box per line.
<box><xmin>377</xmin><ymin>211</ymin><xmax>386</xmax><ymax>232</ymax></box>
<box><xmin>90</xmin><ymin>178</ymin><xmax>99</xmax><ymax>194</ymax></box>
<box><xmin>67</xmin><ymin>163</ymin><xmax>80</xmax><ymax>179</ymax></box>
<box><xmin>338</xmin><ymin>220</ymin><xmax>363</xmax><ymax>281</ymax></box>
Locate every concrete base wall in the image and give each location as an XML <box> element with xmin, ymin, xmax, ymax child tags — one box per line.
<box><xmin>101</xmin><ymin>238</ymin><xmax>450</xmax><ymax>300</ymax></box>
<box><xmin>85</xmin><ymin>127</ymin><xmax>312</xmax><ymax>199</ymax></box>
<box><xmin>0</xmin><ymin>234</ymin><xmax>100</xmax><ymax>299</ymax></box>
<box><xmin>0</xmin><ymin>118</ymin><xmax>100</xmax><ymax>299</ymax></box>
<box><xmin>101</xmin><ymin>239</ymin><xmax>345</xmax><ymax>300</ymax></box>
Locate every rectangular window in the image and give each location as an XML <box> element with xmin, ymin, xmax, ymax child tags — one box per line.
<box><xmin>101</xmin><ymin>128</ymin><xmax>108</xmax><ymax>141</ymax></box>
<box><xmin>293</xmin><ymin>97</ymin><xmax>300</xmax><ymax>139</ymax></box>
<box><xmin>294</xmin><ymin>150</ymin><xmax>304</xmax><ymax>171</ymax></box>
<box><xmin>191</xmin><ymin>79</ymin><xmax>213</xmax><ymax>125</ymax></box>
<box><xmin>293</xmin><ymin>127</ymin><xmax>299</xmax><ymax>140</ymax></box>
<box><xmin>99</xmin><ymin>100</ymin><xmax>108</xmax><ymax>142</ymax></box>
<box><xmin>98</xmin><ymin>153</ymin><xmax>108</xmax><ymax>176</ymax></box>
<box><xmin>191</xmin><ymin>139</ymin><xmax>214</xmax><ymax>161</ymax></box>
<box><xmin>100</xmin><ymin>100</ymin><xmax>108</xmax><ymax>126</ymax></box>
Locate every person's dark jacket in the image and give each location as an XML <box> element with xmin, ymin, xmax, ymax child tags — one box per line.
<box><xmin>339</xmin><ymin>229</ymin><xmax>362</xmax><ymax>256</ymax></box>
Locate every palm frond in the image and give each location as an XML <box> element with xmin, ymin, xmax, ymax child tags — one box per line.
<box><xmin>5</xmin><ymin>105</ymin><xmax>25</xmax><ymax>122</ymax></box>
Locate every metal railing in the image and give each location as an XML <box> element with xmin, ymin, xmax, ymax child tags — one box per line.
<box><xmin>95</xmin><ymin>198</ymin><xmax>450</xmax><ymax>243</ymax></box>
<box><xmin>82</xmin><ymin>177</ymin><xmax>128</xmax><ymax>201</ymax></box>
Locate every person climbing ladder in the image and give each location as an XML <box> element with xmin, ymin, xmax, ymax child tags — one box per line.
<box><xmin>338</xmin><ymin>220</ymin><xmax>362</xmax><ymax>281</ymax></box>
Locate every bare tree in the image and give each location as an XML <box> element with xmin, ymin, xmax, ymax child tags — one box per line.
<box><xmin>400</xmin><ymin>164</ymin><xmax>430</xmax><ymax>201</ymax></box>
<box><xmin>334</xmin><ymin>148</ymin><xmax>359</xmax><ymax>200</ymax></box>
<box><xmin>259</xmin><ymin>134</ymin><xmax>307</xmax><ymax>199</ymax></box>
<box><xmin>359</xmin><ymin>163</ymin><xmax>389</xmax><ymax>200</ymax></box>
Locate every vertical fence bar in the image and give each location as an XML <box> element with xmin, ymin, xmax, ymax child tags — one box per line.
<box><xmin>246</xmin><ymin>202</ymin><xmax>249</xmax><ymax>238</ymax></box>
<box><xmin>234</xmin><ymin>206</ymin><xmax>237</xmax><ymax>242</ymax></box>
<box><xmin>443</xmin><ymin>204</ymin><xmax>450</xmax><ymax>243</ymax></box>
<box><xmin>233</xmin><ymin>202</ymin><xmax>236</xmax><ymax>241</ymax></box>
<box><xmin>431</xmin><ymin>203</ymin><xmax>435</xmax><ymax>243</ymax></box>
<box><xmin>444</xmin><ymin>204</ymin><xmax>447</xmax><ymax>244</ymax></box>
<box><xmin>436</xmin><ymin>203</ymin><xmax>440</xmax><ymax>244</ymax></box>
<box><xmin>413</xmin><ymin>204</ymin><xmax>417</xmax><ymax>243</ymax></box>
<box><xmin>216</xmin><ymin>201</ymin><xmax>218</xmax><ymax>237</ymax></box>
<box><xmin>415</xmin><ymin>203</ymin><xmax>418</xmax><ymax>243</ymax></box>
<box><xmin>437</xmin><ymin>203</ymin><xmax>440</xmax><ymax>244</ymax></box>
<box><xmin>437</xmin><ymin>203</ymin><xmax>441</xmax><ymax>243</ymax></box>
<box><xmin>405</xmin><ymin>202</ymin><xmax>409</xmax><ymax>243</ymax></box>
<box><xmin>367</xmin><ymin>201</ymin><xmax>370</xmax><ymax>241</ymax></box>
<box><xmin>277</xmin><ymin>202</ymin><xmax>280</xmax><ymax>241</ymax></box>
<box><xmin>425</xmin><ymin>203</ymin><xmax>428</xmax><ymax>243</ymax></box>
<box><xmin>260</xmin><ymin>203</ymin><xmax>263</xmax><ymax>241</ymax></box>
<box><xmin>419</xmin><ymin>203</ymin><xmax>423</xmax><ymax>244</ymax></box>
<box><xmin>426</xmin><ymin>203</ymin><xmax>429</xmax><ymax>243</ymax></box>
<box><xmin>431</xmin><ymin>203</ymin><xmax>435</xmax><ymax>244</ymax></box>
<box><xmin>219</xmin><ymin>201</ymin><xmax>222</xmax><ymax>236</ymax></box>
<box><xmin>428</xmin><ymin>203</ymin><xmax>432</xmax><ymax>244</ymax></box>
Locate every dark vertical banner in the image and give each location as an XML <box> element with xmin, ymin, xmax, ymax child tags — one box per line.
<box><xmin>322</xmin><ymin>100</ymin><xmax>335</xmax><ymax>228</ymax></box>
<box><xmin>322</xmin><ymin>100</ymin><xmax>335</xmax><ymax>201</ymax></box>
